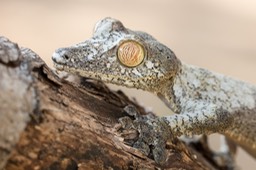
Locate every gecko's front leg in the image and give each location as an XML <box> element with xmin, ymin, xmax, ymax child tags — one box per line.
<box><xmin>118</xmin><ymin>103</ymin><xmax>234</xmax><ymax>167</ymax></box>
<box><xmin>160</xmin><ymin>102</ymin><xmax>237</xmax><ymax>168</ymax></box>
<box><xmin>161</xmin><ymin>102</ymin><xmax>234</xmax><ymax>137</ymax></box>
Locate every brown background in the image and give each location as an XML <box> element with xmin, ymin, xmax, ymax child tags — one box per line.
<box><xmin>1</xmin><ymin>0</ymin><xmax>255</xmax><ymax>169</ymax></box>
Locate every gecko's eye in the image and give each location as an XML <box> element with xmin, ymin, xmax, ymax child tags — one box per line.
<box><xmin>117</xmin><ymin>40</ymin><xmax>145</xmax><ymax>67</ymax></box>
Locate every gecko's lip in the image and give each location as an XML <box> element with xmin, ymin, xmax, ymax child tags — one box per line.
<box><xmin>53</xmin><ymin>63</ymin><xmax>64</xmax><ymax>71</ymax></box>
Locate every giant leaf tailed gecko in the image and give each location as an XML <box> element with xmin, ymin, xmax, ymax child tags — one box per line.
<box><xmin>52</xmin><ymin>18</ymin><xmax>256</xmax><ymax>163</ymax></box>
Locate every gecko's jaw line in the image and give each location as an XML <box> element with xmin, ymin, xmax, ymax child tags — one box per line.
<box><xmin>53</xmin><ymin>63</ymin><xmax>64</xmax><ymax>71</ymax></box>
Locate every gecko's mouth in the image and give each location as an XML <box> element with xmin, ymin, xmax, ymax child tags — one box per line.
<box><xmin>53</xmin><ymin>62</ymin><xmax>64</xmax><ymax>71</ymax></box>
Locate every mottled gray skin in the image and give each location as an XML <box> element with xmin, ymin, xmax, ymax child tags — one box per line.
<box><xmin>52</xmin><ymin>18</ymin><xmax>256</xmax><ymax>159</ymax></box>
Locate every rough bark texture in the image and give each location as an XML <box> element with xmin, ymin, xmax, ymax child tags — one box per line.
<box><xmin>0</xmin><ymin>36</ymin><xmax>220</xmax><ymax>170</ymax></box>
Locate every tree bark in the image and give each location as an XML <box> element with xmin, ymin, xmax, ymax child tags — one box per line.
<box><xmin>0</xmin><ymin>36</ymin><xmax>220</xmax><ymax>170</ymax></box>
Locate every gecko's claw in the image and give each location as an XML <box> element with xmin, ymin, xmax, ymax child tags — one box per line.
<box><xmin>118</xmin><ymin>105</ymin><xmax>172</xmax><ymax>164</ymax></box>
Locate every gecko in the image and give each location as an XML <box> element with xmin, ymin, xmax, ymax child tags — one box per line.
<box><xmin>52</xmin><ymin>17</ymin><xmax>256</xmax><ymax>164</ymax></box>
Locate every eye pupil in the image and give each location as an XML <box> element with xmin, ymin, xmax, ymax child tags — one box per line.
<box><xmin>117</xmin><ymin>40</ymin><xmax>145</xmax><ymax>67</ymax></box>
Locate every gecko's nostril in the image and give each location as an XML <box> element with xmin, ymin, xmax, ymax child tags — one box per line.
<box><xmin>63</xmin><ymin>54</ymin><xmax>69</xmax><ymax>60</ymax></box>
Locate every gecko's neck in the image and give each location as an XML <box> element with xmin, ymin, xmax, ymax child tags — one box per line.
<box><xmin>160</xmin><ymin>63</ymin><xmax>256</xmax><ymax>114</ymax></box>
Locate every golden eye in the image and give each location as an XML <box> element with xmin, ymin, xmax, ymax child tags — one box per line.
<box><xmin>117</xmin><ymin>40</ymin><xmax>145</xmax><ymax>67</ymax></box>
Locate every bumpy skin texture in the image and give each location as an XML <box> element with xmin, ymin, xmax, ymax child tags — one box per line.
<box><xmin>52</xmin><ymin>18</ymin><xmax>256</xmax><ymax>159</ymax></box>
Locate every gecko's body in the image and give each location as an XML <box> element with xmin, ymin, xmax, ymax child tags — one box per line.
<box><xmin>52</xmin><ymin>18</ymin><xmax>256</xmax><ymax>160</ymax></box>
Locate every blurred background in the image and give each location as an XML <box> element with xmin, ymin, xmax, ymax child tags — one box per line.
<box><xmin>1</xmin><ymin>0</ymin><xmax>256</xmax><ymax>169</ymax></box>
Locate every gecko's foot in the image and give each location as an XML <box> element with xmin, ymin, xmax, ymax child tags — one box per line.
<box><xmin>117</xmin><ymin>105</ymin><xmax>172</xmax><ymax>164</ymax></box>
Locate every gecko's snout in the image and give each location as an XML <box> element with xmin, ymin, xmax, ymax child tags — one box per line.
<box><xmin>52</xmin><ymin>49</ymin><xmax>69</xmax><ymax>70</ymax></box>
<box><xmin>52</xmin><ymin>50</ymin><xmax>66</xmax><ymax>64</ymax></box>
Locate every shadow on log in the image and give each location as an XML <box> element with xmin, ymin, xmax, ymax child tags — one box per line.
<box><xmin>0</xmin><ymin>36</ymin><xmax>221</xmax><ymax>170</ymax></box>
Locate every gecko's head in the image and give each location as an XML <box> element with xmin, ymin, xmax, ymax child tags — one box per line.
<box><xmin>52</xmin><ymin>17</ymin><xmax>181</xmax><ymax>92</ymax></box>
